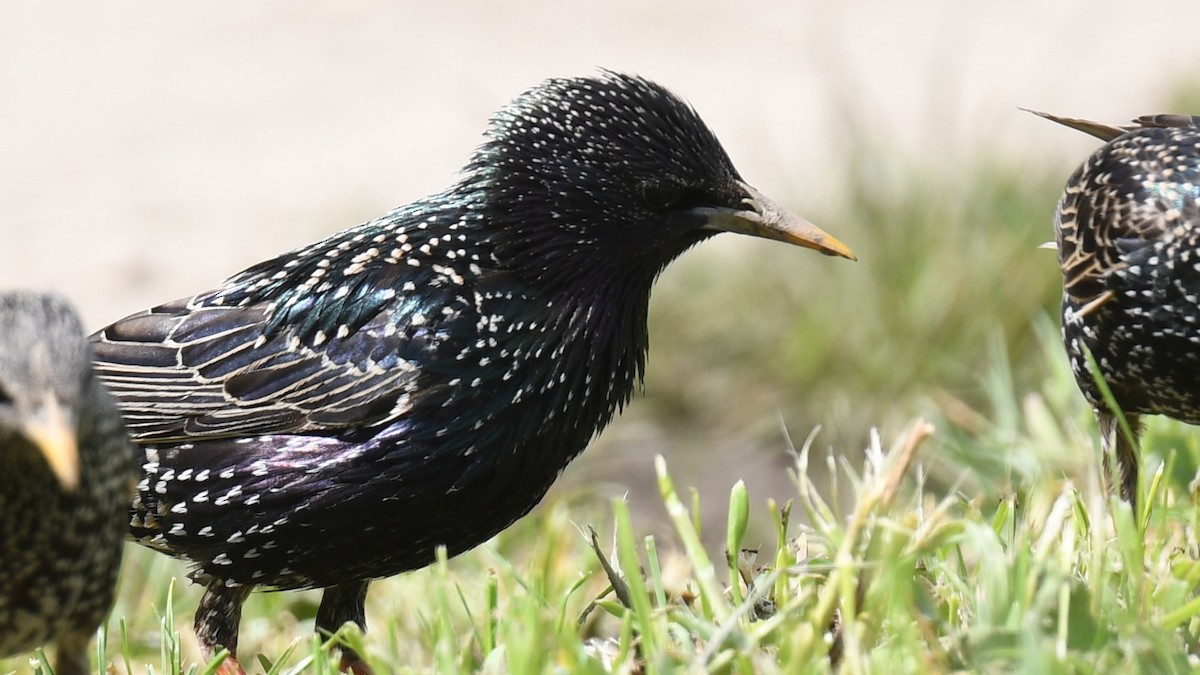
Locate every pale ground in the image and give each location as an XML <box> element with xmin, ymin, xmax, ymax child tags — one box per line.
<box><xmin>3</xmin><ymin>1</ymin><xmax>1200</xmax><ymax>537</ymax></box>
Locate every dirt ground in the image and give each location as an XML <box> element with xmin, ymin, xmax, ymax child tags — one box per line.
<box><xmin>4</xmin><ymin>1</ymin><xmax>1200</xmax><ymax>538</ymax></box>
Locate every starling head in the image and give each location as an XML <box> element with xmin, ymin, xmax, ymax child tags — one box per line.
<box><xmin>467</xmin><ymin>72</ymin><xmax>854</xmax><ymax>287</ymax></box>
<box><xmin>0</xmin><ymin>292</ymin><xmax>89</xmax><ymax>491</ymax></box>
<box><xmin>0</xmin><ymin>290</ymin><xmax>134</xmax><ymax>675</ymax></box>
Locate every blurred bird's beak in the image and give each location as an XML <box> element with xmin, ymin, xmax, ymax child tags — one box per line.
<box><xmin>1021</xmin><ymin>109</ymin><xmax>1126</xmax><ymax>142</ymax></box>
<box><xmin>23</xmin><ymin>397</ymin><xmax>80</xmax><ymax>491</ymax></box>
<box><xmin>697</xmin><ymin>181</ymin><xmax>857</xmax><ymax>260</ymax></box>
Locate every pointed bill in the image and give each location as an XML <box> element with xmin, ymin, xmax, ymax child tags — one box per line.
<box><xmin>1021</xmin><ymin>108</ymin><xmax>1127</xmax><ymax>142</ymax></box>
<box><xmin>24</xmin><ymin>397</ymin><xmax>80</xmax><ymax>491</ymax></box>
<box><xmin>696</xmin><ymin>181</ymin><xmax>857</xmax><ymax>260</ymax></box>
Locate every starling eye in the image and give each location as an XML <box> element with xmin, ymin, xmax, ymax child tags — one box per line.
<box><xmin>639</xmin><ymin>181</ymin><xmax>683</xmax><ymax>210</ymax></box>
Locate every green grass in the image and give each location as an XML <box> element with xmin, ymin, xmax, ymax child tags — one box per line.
<box><xmin>7</xmin><ymin>326</ymin><xmax>1200</xmax><ymax>674</ymax></box>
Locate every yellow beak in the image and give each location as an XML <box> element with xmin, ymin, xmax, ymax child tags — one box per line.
<box><xmin>697</xmin><ymin>181</ymin><xmax>857</xmax><ymax>260</ymax></box>
<box><xmin>23</xmin><ymin>397</ymin><xmax>80</xmax><ymax>491</ymax></box>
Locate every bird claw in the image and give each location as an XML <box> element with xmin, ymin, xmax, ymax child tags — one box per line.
<box><xmin>212</xmin><ymin>655</ymin><xmax>248</xmax><ymax>675</ymax></box>
<box><xmin>340</xmin><ymin>656</ymin><xmax>375</xmax><ymax>675</ymax></box>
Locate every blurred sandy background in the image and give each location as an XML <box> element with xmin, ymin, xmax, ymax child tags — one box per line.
<box><xmin>4</xmin><ymin>1</ymin><xmax>1200</xmax><ymax>533</ymax></box>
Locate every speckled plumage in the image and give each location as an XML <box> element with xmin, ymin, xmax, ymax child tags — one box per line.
<box><xmin>0</xmin><ymin>291</ymin><xmax>135</xmax><ymax>675</ymax></box>
<box><xmin>1040</xmin><ymin>110</ymin><xmax>1200</xmax><ymax>506</ymax></box>
<box><xmin>90</xmin><ymin>72</ymin><xmax>855</xmax><ymax>673</ymax></box>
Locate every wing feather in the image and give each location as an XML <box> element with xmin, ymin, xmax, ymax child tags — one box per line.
<box><xmin>91</xmin><ymin>291</ymin><xmax>420</xmax><ymax>443</ymax></box>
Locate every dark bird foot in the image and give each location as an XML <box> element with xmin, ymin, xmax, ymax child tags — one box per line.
<box><xmin>212</xmin><ymin>656</ymin><xmax>249</xmax><ymax>675</ymax></box>
<box><xmin>1099</xmin><ymin>410</ymin><xmax>1143</xmax><ymax>510</ymax></box>
<box><xmin>318</xmin><ymin>581</ymin><xmax>372</xmax><ymax>675</ymax></box>
<box><xmin>340</xmin><ymin>656</ymin><xmax>375</xmax><ymax>675</ymax></box>
<box><xmin>196</xmin><ymin>582</ymin><xmax>252</xmax><ymax>675</ymax></box>
<box><xmin>52</xmin><ymin>633</ymin><xmax>91</xmax><ymax>675</ymax></box>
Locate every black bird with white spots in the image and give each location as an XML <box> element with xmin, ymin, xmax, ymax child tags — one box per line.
<box><xmin>0</xmin><ymin>291</ymin><xmax>135</xmax><ymax>675</ymax></box>
<box><xmin>90</xmin><ymin>72</ymin><xmax>856</xmax><ymax>674</ymax></box>
<box><xmin>1036</xmin><ymin>110</ymin><xmax>1200</xmax><ymax>508</ymax></box>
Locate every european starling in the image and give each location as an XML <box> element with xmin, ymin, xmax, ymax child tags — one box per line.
<box><xmin>0</xmin><ymin>291</ymin><xmax>135</xmax><ymax>675</ymax></box>
<box><xmin>1036</xmin><ymin>110</ymin><xmax>1200</xmax><ymax>507</ymax></box>
<box><xmin>90</xmin><ymin>72</ymin><xmax>856</xmax><ymax>673</ymax></box>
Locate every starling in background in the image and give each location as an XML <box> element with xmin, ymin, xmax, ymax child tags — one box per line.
<box><xmin>1035</xmin><ymin>110</ymin><xmax>1200</xmax><ymax>508</ymax></box>
<box><xmin>91</xmin><ymin>72</ymin><xmax>856</xmax><ymax>674</ymax></box>
<box><xmin>0</xmin><ymin>291</ymin><xmax>135</xmax><ymax>675</ymax></box>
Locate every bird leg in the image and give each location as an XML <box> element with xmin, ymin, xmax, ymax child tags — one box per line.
<box><xmin>52</xmin><ymin>632</ymin><xmax>90</xmax><ymax>675</ymax></box>
<box><xmin>195</xmin><ymin>581</ymin><xmax>253</xmax><ymax>675</ymax></box>
<box><xmin>316</xmin><ymin>580</ymin><xmax>374</xmax><ymax>675</ymax></box>
<box><xmin>1098</xmin><ymin>410</ymin><xmax>1142</xmax><ymax>510</ymax></box>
